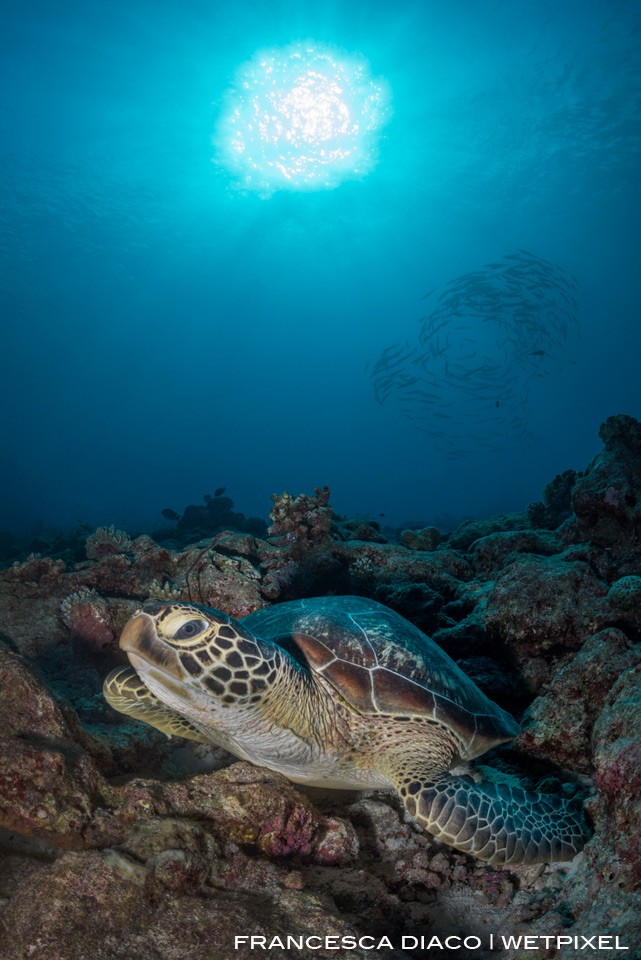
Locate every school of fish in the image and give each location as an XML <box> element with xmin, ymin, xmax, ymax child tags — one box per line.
<box><xmin>369</xmin><ymin>251</ymin><xmax>580</xmax><ymax>459</ymax></box>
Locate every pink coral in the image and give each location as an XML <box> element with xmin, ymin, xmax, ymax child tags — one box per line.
<box><xmin>258</xmin><ymin>806</ymin><xmax>316</xmax><ymax>858</ymax></box>
<box><xmin>311</xmin><ymin>816</ymin><xmax>360</xmax><ymax>866</ymax></box>
<box><xmin>268</xmin><ymin>486</ymin><xmax>333</xmax><ymax>554</ymax></box>
<box><xmin>59</xmin><ymin>588</ymin><xmax>115</xmax><ymax>652</ymax></box>
<box><xmin>85</xmin><ymin>525</ymin><xmax>132</xmax><ymax>560</ymax></box>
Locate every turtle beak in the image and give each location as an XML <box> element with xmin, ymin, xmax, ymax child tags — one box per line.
<box><xmin>120</xmin><ymin>613</ymin><xmax>183</xmax><ymax>681</ymax></box>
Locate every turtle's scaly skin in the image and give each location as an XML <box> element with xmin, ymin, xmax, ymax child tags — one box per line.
<box><xmin>103</xmin><ymin>596</ymin><xmax>590</xmax><ymax>865</ymax></box>
<box><xmin>103</xmin><ymin>664</ymin><xmax>206</xmax><ymax>742</ymax></box>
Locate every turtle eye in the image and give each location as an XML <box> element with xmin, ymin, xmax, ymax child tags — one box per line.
<box><xmin>172</xmin><ymin>618</ymin><xmax>209</xmax><ymax>641</ymax></box>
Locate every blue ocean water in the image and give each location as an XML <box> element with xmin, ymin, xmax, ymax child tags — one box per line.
<box><xmin>1</xmin><ymin>0</ymin><xmax>639</xmax><ymax>537</ymax></box>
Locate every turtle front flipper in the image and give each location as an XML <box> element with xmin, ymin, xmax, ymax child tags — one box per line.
<box><xmin>391</xmin><ymin>766</ymin><xmax>590</xmax><ymax>865</ymax></box>
<box><xmin>103</xmin><ymin>666</ymin><xmax>209</xmax><ymax>743</ymax></box>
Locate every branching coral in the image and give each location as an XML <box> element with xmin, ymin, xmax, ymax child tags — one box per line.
<box><xmin>349</xmin><ymin>555</ymin><xmax>377</xmax><ymax>591</ymax></box>
<box><xmin>351</xmin><ymin>556</ymin><xmax>375</xmax><ymax>578</ymax></box>
<box><xmin>147</xmin><ymin>580</ymin><xmax>183</xmax><ymax>602</ymax></box>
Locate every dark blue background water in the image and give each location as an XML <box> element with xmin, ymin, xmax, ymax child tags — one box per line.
<box><xmin>1</xmin><ymin>0</ymin><xmax>639</xmax><ymax>536</ymax></box>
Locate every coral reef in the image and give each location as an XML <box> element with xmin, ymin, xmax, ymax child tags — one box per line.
<box><xmin>571</xmin><ymin>413</ymin><xmax>641</xmax><ymax>555</ymax></box>
<box><xmin>154</xmin><ymin>489</ymin><xmax>268</xmax><ymax>546</ymax></box>
<box><xmin>59</xmin><ymin>587</ymin><xmax>116</xmax><ymax>653</ymax></box>
<box><xmin>10</xmin><ymin>553</ymin><xmax>66</xmax><ymax>583</ymax></box>
<box><xmin>261</xmin><ymin>485</ymin><xmax>343</xmax><ymax>599</ymax></box>
<box><xmin>527</xmin><ymin>468</ymin><xmax>578</xmax><ymax>530</ymax></box>
<box><xmin>268</xmin><ymin>485</ymin><xmax>333</xmax><ymax>552</ymax></box>
<box><xmin>517</xmin><ymin>627</ymin><xmax>641</xmax><ymax>772</ymax></box>
<box><xmin>147</xmin><ymin>579</ymin><xmax>183</xmax><ymax>602</ymax></box>
<box><xmin>85</xmin><ymin>525</ymin><xmax>132</xmax><ymax>560</ymax></box>
<box><xmin>1</xmin><ymin>415</ymin><xmax>641</xmax><ymax>957</ymax></box>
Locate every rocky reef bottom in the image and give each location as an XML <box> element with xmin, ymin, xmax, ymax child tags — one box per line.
<box><xmin>1</xmin><ymin>414</ymin><xmax>641</xmax><ymax>960</ymax></box>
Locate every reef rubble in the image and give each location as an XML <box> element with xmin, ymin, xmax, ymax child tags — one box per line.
<box><xmin>0</xmin><ymin>414</ymin><xmax>640</xmax><ymax>959</ymax></box>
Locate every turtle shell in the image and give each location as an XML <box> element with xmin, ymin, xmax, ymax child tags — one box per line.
<box><xmin>243</xmin><ymin>595</ymin><xmax>519</xmax><ymax>760</ymax></box>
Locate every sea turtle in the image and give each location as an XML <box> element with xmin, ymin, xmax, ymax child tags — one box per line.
<box><xmin>103</xmin><ymin>595</ymin><xmax>589</xmax><ymax>865</ymax></box>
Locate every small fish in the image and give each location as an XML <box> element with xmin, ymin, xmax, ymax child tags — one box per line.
<box><xmin>161</xmin><ymin>508</ymin><xmax>180</xmax><ymax>522</ymax></box>
<box><xmin>214</xmin><ymin>487</ymin><xmax>226</xmax><ymax>497</ymax></box>
<box><xmin>529</xmin><ymin>349</ymin><xmax>546</xmax><ymax>357</ymax></box>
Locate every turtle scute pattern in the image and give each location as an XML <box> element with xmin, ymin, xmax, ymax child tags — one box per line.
<box><xmin>247</xmin><ymin>598</ymin><xmax>590</xmax><ymax>865</ymax></box>
<box><xmin>399</xmin><ymin>773</ymin><xmax>589</xmax><ymax>865</ymax></box>
<box><xmin>246</xmin><ymin>596</ymin><xmax>519</xmax><ymax>760</ymax></box>
<box><xmin>149</xmin><ymin>604</ymin><xmax>282</xmax><ymax>706</ymax></box>
<box><xmin>105</xmin><ymin>597</ymin><xmax>592</xmax><ymax>866</ymax></box>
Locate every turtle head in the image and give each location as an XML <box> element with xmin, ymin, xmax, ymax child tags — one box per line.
<box><xmin>120</xmin><ymin>602</ymin><xmax>275</xmax><ymax>717</ymax></box>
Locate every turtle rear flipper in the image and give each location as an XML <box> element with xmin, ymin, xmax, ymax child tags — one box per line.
<box><xmin>103</xmin><ymin>665</ymin><xmax>209</xmax><ymax>743</ymax></box>
<box><xmin>390</xmin><ymin>765</ymin><xmax>590</xmax><ymax>865</ymax></box>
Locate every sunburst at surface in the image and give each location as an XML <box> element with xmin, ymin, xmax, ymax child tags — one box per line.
<box><xmin>214</xmin><ymin>41</ymin><xmax>391</xmax><ymax>194</ymax></box>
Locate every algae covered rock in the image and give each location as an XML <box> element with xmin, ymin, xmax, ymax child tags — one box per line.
<box><xmin>158</xmin><ymin>763</ymin><xmax>359</xmax><ymax>865</ymax></box>
<box><xmin>446</xmin><ymin>512</ymin><xmax>529</xmax><ymax>551</ymax></box>
<box><xmin>0</xmin><ymin>847</ymin><xmax>384</xmax><ymax>960</ymax></box>
<box><xmin>0</xmin><ymin>578</ymin><xmax>69</xmax><ymax>657</ymax></box>
<box><xmin>591</xmin><ymin>664</ymin><xmax>641</xmax><ymax>891</ymax></box>
<box><xmin>0</xmin><ymin>641</ymin><xmax>108</xmax><ymax>842</ymax></box>
<box><xmin>469</xmin><ymin>529</ymin><xmax>561</xmax><ymax>574</ymax></box>
<box><xmin>518</xmin><ymin>628</ymin><xmax>641</xmax><ymax>772</ymax></box>
<box><xmin>606</xmin><ymin>575</ymin><xmax>641</xmax><ymax>634</ymax></box>
<box><xmin>483</xmin><ymin>552</ymin><xmax>608</xmax><ymax>666</ymax></box>
<box><xmin>571</xmin><ymin>413</ymin><xmax>641</xmax><ymax>552</ymax></box>
<box><xmin>400</xmin><ymin>526</ymin><xmax>442</xmax><ymax>551</ymax></box>
<box><xmin>527</xmin><ymin>468</ymin><xmax>578</xmax><ymax>530</ymax></box>
<box><xmin>374</xmin><ymin>580</ymin><xmax>444</xmax><ymax>632</ymax></box>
